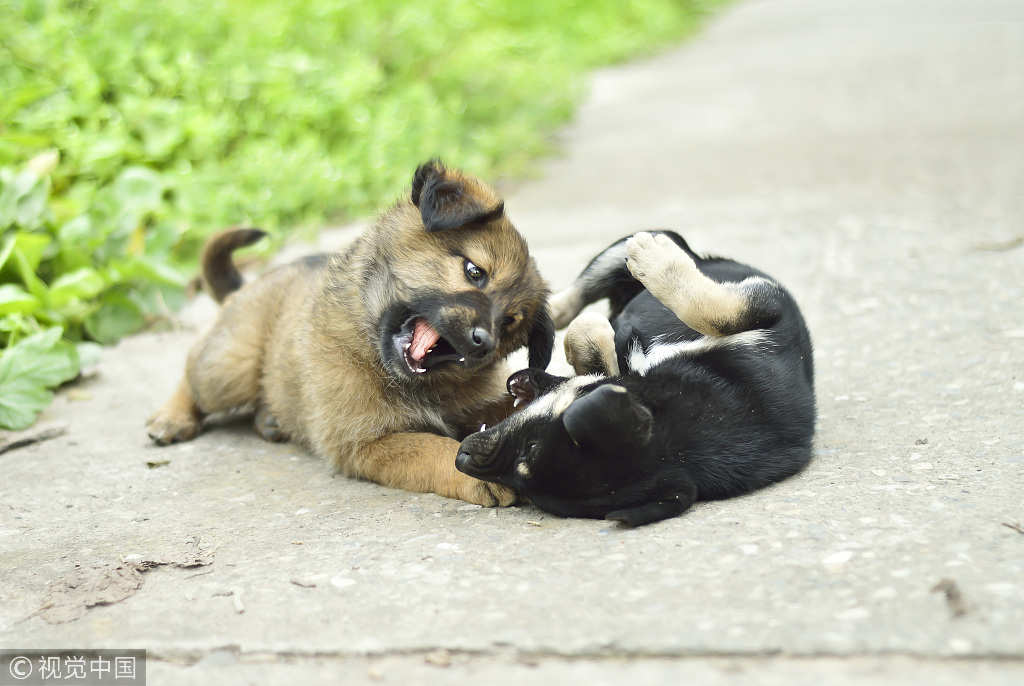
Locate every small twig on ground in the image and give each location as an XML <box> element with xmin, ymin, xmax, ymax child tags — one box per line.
<box><xmin>1002</xmin><ymin>522</ymin><xmax>1024</xmax><ymax>535</ymax></box>
<box><xmin>0</xmin><ymin>424</ymin><xmax>68</xmax><ymax>455</ymax></box>
<box><xmin>184</xmin><ymin>569</ymin><xmax>215</xmax><ymax>580</ymax></box>
<box><xmin>973</xmin><ymin>235</ymin><xmax>1024</xmax><ymax>251</ymax></box>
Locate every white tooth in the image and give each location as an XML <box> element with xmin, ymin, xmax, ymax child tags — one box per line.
<box><xmin>479</xmin><ymin>424</ymin><xmax>487</xmax><ymax>432</ymax></box>
<box><xmin>513</xmin><ymin>398</ymin><xmax>522</xmax><ymax>408</ymax></box>
<box><xmin>459</xmin><ymin>357</ymin><xmax>465</xmax><ymax>363</ymax></box>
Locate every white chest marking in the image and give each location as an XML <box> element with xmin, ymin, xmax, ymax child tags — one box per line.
<box><xmin>627</xmin><ymin>330</ymin><xmax>771</xmax><ymax>376</ymax></box>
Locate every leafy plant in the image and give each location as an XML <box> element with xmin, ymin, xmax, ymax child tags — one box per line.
<box><xmin>0</xmin><ymin>327</ymin><xmax>94</xmax><ymax>429</ymax></box>
<box><xmin>0</xmin><ymin>0</ymin><xmax>727</xmax><ymax>429</ymax></box>
<box><xmin>0</xmin><ymin>153</ymin><xmax>164</xmax><ymax>428</ymax></box>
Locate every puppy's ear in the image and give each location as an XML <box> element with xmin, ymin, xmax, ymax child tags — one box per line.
<box><xmin>410</xmin><ymin>159</ymin><xmax>441</xmax><ymax>207</ymax></box>
<box><xmin>410</xmin><ymin>159</ymin><xmax>504</xmax><ymax>232</ymax></box>
<box><xmin>527</xmin><ymin>304</ymin><xmax>555</xmax><ymax>370</ymax></box>
<box><xmin>562</xmin><ymin>384</ymin><xmax>652</xmax><ymax>448</ymax></box>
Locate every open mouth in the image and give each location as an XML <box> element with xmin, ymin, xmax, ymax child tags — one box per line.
<box><xmin>507</xmin><ymin>370</ymin><xmax>539</xmax><ymax>408</ymax></box>
<box><xmin>394</xmin><ymin>317</ymin><xmax>466</xmax><ymax>375</ymax></box>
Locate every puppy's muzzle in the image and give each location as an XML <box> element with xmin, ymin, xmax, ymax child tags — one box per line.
<box><xmin>465</xmin><ymin>327</ymin><xmax>494</xmax><ymax>360</ymax></box>
<box><xmin>456</xmin><ymin>430</ymin><xmax>501</xmax><ymax>479</ymax></box>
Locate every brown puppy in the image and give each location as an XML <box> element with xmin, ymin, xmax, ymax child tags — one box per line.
<box><xmin>146</xmin><ymin>160</ymin><xmax>554</xmax><ymax>506</ymax></box>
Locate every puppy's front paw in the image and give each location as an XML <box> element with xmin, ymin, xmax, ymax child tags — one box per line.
<box><xmin>457</xmin><ymin>474</ymin><xmax>518</xmax><ymax>507</ymax></box>
<box><xmin>626</xmin><ymin>232</ymin><xmax>696</xmax><ymax>302</ymax></box>
<box><xmin>146</xmin><ymin>410</ymin><xmax>201</xmax><ymax>445</ymax></box>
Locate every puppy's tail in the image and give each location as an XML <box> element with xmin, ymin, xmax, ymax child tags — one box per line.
<box><xmin>200</xmin><ymin>228</ymin><xmax>267</xmax><ymax>303</ymax></box>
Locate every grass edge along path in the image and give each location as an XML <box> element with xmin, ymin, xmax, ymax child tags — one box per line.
<box><xmin>0</xmin><ymin>0</ymin><xmax>731</xmax><ymax>429</ymax></box>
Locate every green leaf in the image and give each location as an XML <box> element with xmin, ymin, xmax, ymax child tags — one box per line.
<box><xmin>124</xmin><ymin>255</ymin><xmax>188</xmax><ymax>288</ymax></box>
<box><xmin>84</xmin><ymin>293</ymin><xmax>145</xmax><ymax>345</ymax></box>
<box><xmin>11</xmin><ymin>231</ymin><xmax>52</xmax><ymax>272</ymax></box>
<box><xmin>26</xmin><ymin>151</ymin><xmax>60</xmax><ymax>177</ymax></box>
<box><xmin>0</xmin><ymin>170</ymin><xmax>34</xmax><ymax>229</ymax></box>
<box><xmin>9</xmin><ymin>247</ymin><xmax>50</xmax><ymax>303</ymax></box>
<box><xmin>0</xmin><ymin>313</ymin><xmax>38</xmax><ymax>341</ymax></box>
<box><xmin>0</xmin><ymin>83</ymin><xmax>55</xmax><ymax>119</ymax></box>
<box><xmin>0</xmin><ymin>327</ymin><xmax>80</xmax><ymax>430</ymax></box>
<box><xmin>0</xmin><ymin>169</ymin><xmax>51</xmax><ymax>231</ymax></box>
<box><xmin>113</xmin><ymin>167</ymin><xmax>165</xmax><ymax>214</ymax></box>
<box><xmin>0</xmin><ymin>234</ymin><xmax>14</xmax><ymax>272</ymax></box>
<box><xmin>0</xmin><ymin>284</ymin><xmax>40</xmax><ymax>316</ymax></box>
<box><xmin>57</xmin><ymin>215</ymin><xmax>95</xmax><ymax>248</ymax></box>
<box><xmin>49</xmin><ymin>267</ymin><xmax>106</xmax><ymax>308</ymax></box>
<box><xmin>76</xmin><ymin>341</ymin><xmax>104</xmax><ymax>368</ymax></box>
<box><xmin>17</xmin><ymin>175</ymin><xmax>52</xmax><ymax>230</ymax></box>
<box><xmin>140</xmin><ymin>101</ymin><xmax>187</xmax><ymax>158</ymax></box>
<box><xmin>54</xmin><ymin>299</ymin><xmax>93</xmax><ymax>325</ymax></box>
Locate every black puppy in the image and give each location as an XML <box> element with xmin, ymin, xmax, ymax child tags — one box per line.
<box><xmin>456</xmin><ymin>231</ymin><xmax>815</xmax><ymax>526</ymax></box>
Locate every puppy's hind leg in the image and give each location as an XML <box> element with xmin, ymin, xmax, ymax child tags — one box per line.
<box><xmin>625</xmin><ymin>232</ymin><xmax>778</xmax><ymax>337</ymax></box>
<box><xmin>564</xmin><ymin>311</ymin><xmax>619</xmax><ymax>376</ymax></box>
<box><xmin>550</xmin><ymin>231</ymin><xmax>696</xmax><ymax>329</ymax></box>
<box><xmin>147</xmin><ymin>313</ymin><xmax>266</xmax><ymax>445</ymax></box>
<box><xmin>147</xmin><ymin>378</ymin><xmax>205</xmax><ymax>445</ymax></box>
<box><xmin>549</xmin><ymin>238</ymin><xmax>642</xmax><ymax>329</ymax></box>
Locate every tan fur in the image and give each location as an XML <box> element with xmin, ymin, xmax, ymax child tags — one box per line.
<box><xmin>564</xmin><ymin>311</ymin><xmax>619</xmax><ymax>377</ymax></box>
<box><xmin>625</xmin><ymin>232</ymin><xmax>747</xmax><ymax>337</ymax></box>
<box><xmin>147</xmin><ymin>162</ymin><xmax>551</xmax><ymax>507</ymax></box>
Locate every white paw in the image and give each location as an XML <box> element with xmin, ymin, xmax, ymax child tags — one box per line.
<box><xmin>625</xmin><ymin>232</ymin><xmax>695</xmax><ymax>300</ymax></box>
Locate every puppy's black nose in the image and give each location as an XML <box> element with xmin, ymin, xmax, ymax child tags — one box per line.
<box><xmin>455</xmin><ymin>451</ymin><xmax>474</xmax><ymax>473</ymax></box>
<box><xmin>467</xmin><ymin>327</ymin><xmax>494</xmax><ymax>358</ymax></box>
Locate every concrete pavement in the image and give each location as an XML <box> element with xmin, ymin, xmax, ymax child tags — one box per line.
<box><xmin>2</xmin><ymin>0</ymin><xmax>1023</xmax><ymax>683</ymax></box>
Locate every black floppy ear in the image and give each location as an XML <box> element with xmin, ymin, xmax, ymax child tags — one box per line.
<box><xmin>410</xmin><ymin>159</ymin><xmax>503</xmax><ymax>232</ymax></box>
<box><xmin>410</xmin><ymin>158</ymin><xmax>443</xmax><ymax>207</ymax></box>
<box><xmin>562</xmin><ymin>384</ymin><xmax>652</xmax><ymax>448</ymax></box>
<box><xmin>527</xmin><ymin>304</ymin><xmax>555</xmax><ymax>370</ymax></box>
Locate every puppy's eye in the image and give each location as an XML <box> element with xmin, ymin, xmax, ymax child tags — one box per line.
<box><xmin>464</xmin><ymin>260</ymin><xmax>487</xmax><ymax>286</ymax></box>
<box><xmin>501</xmin><ymin>315</ymin><xmax>517</xmax><ymax>329</ymax></box>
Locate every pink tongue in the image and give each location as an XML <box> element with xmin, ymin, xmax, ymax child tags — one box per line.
<box><xmin>409</xmin><ymin>319</ymin><xmax>441</xmax><ymax>362</ymax></box>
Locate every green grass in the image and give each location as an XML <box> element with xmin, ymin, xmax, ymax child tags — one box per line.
<box><xmin>0</xmin><ymin>0</ymin><xmax>726</xmax><ymax>429</ymax></box>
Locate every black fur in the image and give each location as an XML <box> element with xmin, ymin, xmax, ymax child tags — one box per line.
<box><xmin>568</xmin><ymin>230</ymin><xmax>695</xmax><ymax>322</ymax></box>
<box><xmin>457</xmin><ymin>231</ymin><xmax>815</xmax><ymax>526</ymax></box>
<box><xmin>411</xmin><ymin>159</ymin><xmax>504</xmax><ymax>233</ymax></box>
<box><xmin>200</xmin><ymin>228</ymin><xmax>268</xmax><ymax>303</ymax></box>
<box><xmin>527</xmin><ymin>304</ymin><xmax>555</xmax><ymax>370</ymax></box>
